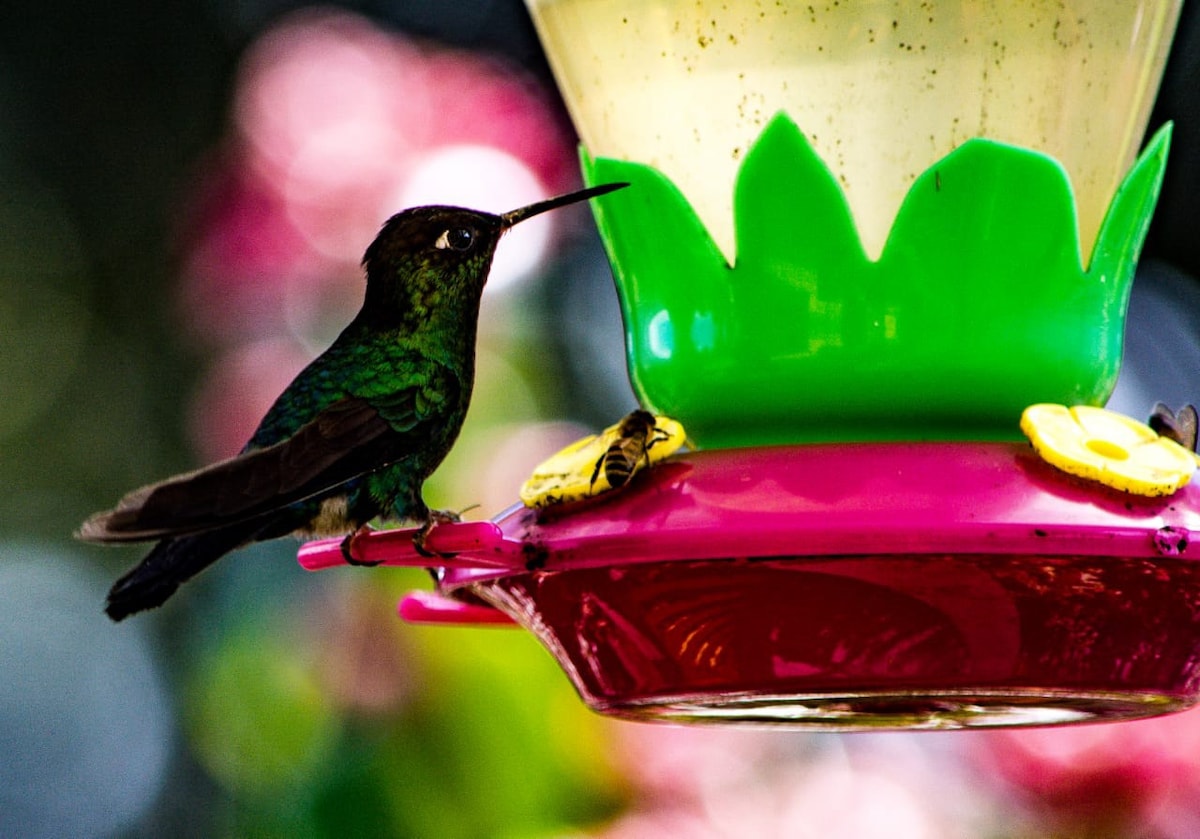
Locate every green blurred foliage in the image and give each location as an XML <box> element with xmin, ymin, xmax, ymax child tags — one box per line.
<box><xmin>187</xmin><ymin>629</ymin><xmax>341</xmax><ymax>795</ymax></box>
<box><xmin>181</xmin><ymin>571</ymin><xmax>623</xmax><ymax>838</ymax></box>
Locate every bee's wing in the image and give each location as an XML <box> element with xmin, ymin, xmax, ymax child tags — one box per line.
<box><xmin>1179</xmin><ymin>405</ymin><xmax>1198</xmax><ymax>451</ymax></box>
<box><xmin>1150</xmin><ymin>402</ymin><xmax>1199</xmax><ymax>451</ymax></box>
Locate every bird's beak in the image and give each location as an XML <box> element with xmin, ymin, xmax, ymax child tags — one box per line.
<box><xmin>500</xmin><ymin>182</ymin><xmax>629</xmax><ymax>230</ymax></box>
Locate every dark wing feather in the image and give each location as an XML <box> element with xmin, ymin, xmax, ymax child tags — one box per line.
<box><xmin>79</xmin><ymin>395</ymin><xmax>419</xmax><ymax>543</ymax></box>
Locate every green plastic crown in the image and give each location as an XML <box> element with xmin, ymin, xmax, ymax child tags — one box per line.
<box><xmin>584</xmin><ymin>113</ymin><xmax>1171</xmax><ymax>448</ymax></box>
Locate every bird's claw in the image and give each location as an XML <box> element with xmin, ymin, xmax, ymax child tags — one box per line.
<box><xmin>341</xmin><ymin>525</ymin><xmax>381</xmax><ymax>567</ymax></box>
<box><xmin>412</xmin><ymin>509</ymin><xmax>462</xmax><ymax>559</ymax></box>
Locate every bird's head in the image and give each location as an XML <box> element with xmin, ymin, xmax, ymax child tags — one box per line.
<box><xmin>360</xmin><ymin>182</ymin><xmax>628</xmax><ymax>327</ymax></box>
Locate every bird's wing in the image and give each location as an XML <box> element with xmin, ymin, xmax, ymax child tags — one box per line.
<box><xmin>79</xmin><ymin>393</ymin><xmax>429</xmax><ymax>543</ymax></box>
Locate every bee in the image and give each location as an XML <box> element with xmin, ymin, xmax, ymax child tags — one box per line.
<box><xmin>590</xmin><ymin>409</ymin><xmax>674</xmax><ymax>490</ymax></box>
<box><xmin>519</xmin><ymin>410</ymin><xmax>686</xmax><ymax>510</ymax></box>
<box><xmin>1149</xmin><ymin>403</ymin><xmax>1198</xmax><ymax>452</ymax></box>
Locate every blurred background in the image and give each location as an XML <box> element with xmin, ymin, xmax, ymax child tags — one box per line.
<box><xmin>1</xmin><ymin>1</ymin><xmax>1199</xmax><ymax>837</ymax></box>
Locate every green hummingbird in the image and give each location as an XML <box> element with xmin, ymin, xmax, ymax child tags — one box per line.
<box><xmin>80</xmin><ymin>182</ymin><xmax>628</xmax><ymax>621</ymax></box>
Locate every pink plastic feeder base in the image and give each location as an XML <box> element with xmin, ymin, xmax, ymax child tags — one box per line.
<box><xmin>300</xmin><ymin>442</ymin><xmax>1200</xmax><ymax>729</ymax></box>
<box><xmin>472</xmin><ymin>554</ymin><xmax>1200</xmax><ymax>729</ymax></box>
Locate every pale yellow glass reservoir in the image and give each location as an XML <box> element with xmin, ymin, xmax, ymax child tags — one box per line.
<box><xmin>526</xmin><ymin>0</ymin><xmax>1182</xmax><ymax>263</ymax></box>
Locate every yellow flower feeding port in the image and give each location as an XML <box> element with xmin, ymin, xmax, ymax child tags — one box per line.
<box><xmin>1022</xmin><ymin>404</ymin><xmax>1196</xmax><ymax>497</ymax></box>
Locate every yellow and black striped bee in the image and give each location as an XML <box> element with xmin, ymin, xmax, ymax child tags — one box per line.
<box><xmin>519</xmin><ymin>410</ymin><xmax>686</xmax><ymax>509</ymax></box>
<box><xmin>589</xmin><ymin>409</ymin><xmax>674</xmax><ymax>490</ymax></box>
<box><xmin>1150</xmin><ymin>403</ymin><xmax>1198</xmax><ymax>452</ymax></box>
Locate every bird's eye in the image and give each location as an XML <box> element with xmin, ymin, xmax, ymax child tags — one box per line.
<box><xmin>434</xmin><ymin>227</ymin><xmax>475</xmax><ymax>251</ymax></box>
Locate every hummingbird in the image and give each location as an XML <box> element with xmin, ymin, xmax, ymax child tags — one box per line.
<box><xmin>79</xmin><ymin>181</ymin><xmax>628</xmax><ymax>621</ymax></box>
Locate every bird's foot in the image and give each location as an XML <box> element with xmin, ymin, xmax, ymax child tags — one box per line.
<box><xmin>412</xmin><ymin>509</ymin><xmax>462</xmax><ymax>559</ymax></box>
<box><xmin>341</xmin><ymin>524</ymin><xmax>381</xmax><ymax>567</ymax></box>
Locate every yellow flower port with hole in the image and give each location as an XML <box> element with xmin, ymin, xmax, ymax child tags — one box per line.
<box><xmin>1021</xmin><ymin>404</ymin><xmax>1197</xmax><ymax>497</ymax></box>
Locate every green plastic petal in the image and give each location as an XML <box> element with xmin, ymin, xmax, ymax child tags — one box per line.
<box><xmin>583</xmin><ymin>114</ymin><xmax>1171</xmax><ymax>448</ymax></box>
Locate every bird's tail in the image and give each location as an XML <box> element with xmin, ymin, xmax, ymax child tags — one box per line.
<box><xmin>105</xmin><ymin>523</ymin><xmax>261</xmax><ymax>622</ymax></box>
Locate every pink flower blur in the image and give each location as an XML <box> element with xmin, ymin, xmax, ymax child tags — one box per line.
<box><xmin>187</xmin><ymin>338</ymin><xmax>313</xmax><ymax>462</ymax></box>
<box><xmin>179</xmin><ymin>160</ymin><xmax>326</xmax><ymax>344</ymax></box>
<box><xmin>225</xmin><ymin>7</ymin><xmax>576</xmax><ymax>274</ymax></box>
<box><xmin>177</xmin><ymin>8</ymin><xmax>577</xmax><ymax>460</ymax></box>
<box><xmin>598</xmin><ymin>724</ymin><xmax>997</xmax><ymax>838</ymax></box>
<box><xmin>606</xmin><ymin>725</ymin><xmax>774</xmax><ymax>805</ymax></box>
<box><xmin>308</xmin><ymin>580</ymin><xmax>420</xmax><ymax>716</ymax></box>
<box><xmin>971</xmin><ymin>707</ymin><xmax>1200</xmax><ymax>836</ymax></box>
<box><xmin>594</xmin><ymin>746</ymin><xmax>969</xmax><ymax>839</ymax></box>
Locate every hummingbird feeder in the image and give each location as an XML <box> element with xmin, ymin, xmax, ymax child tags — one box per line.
<box><xmin>300</xmin><ymin>0</ymin><xmax>1200</xmax><ymax>730</ymax></box>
